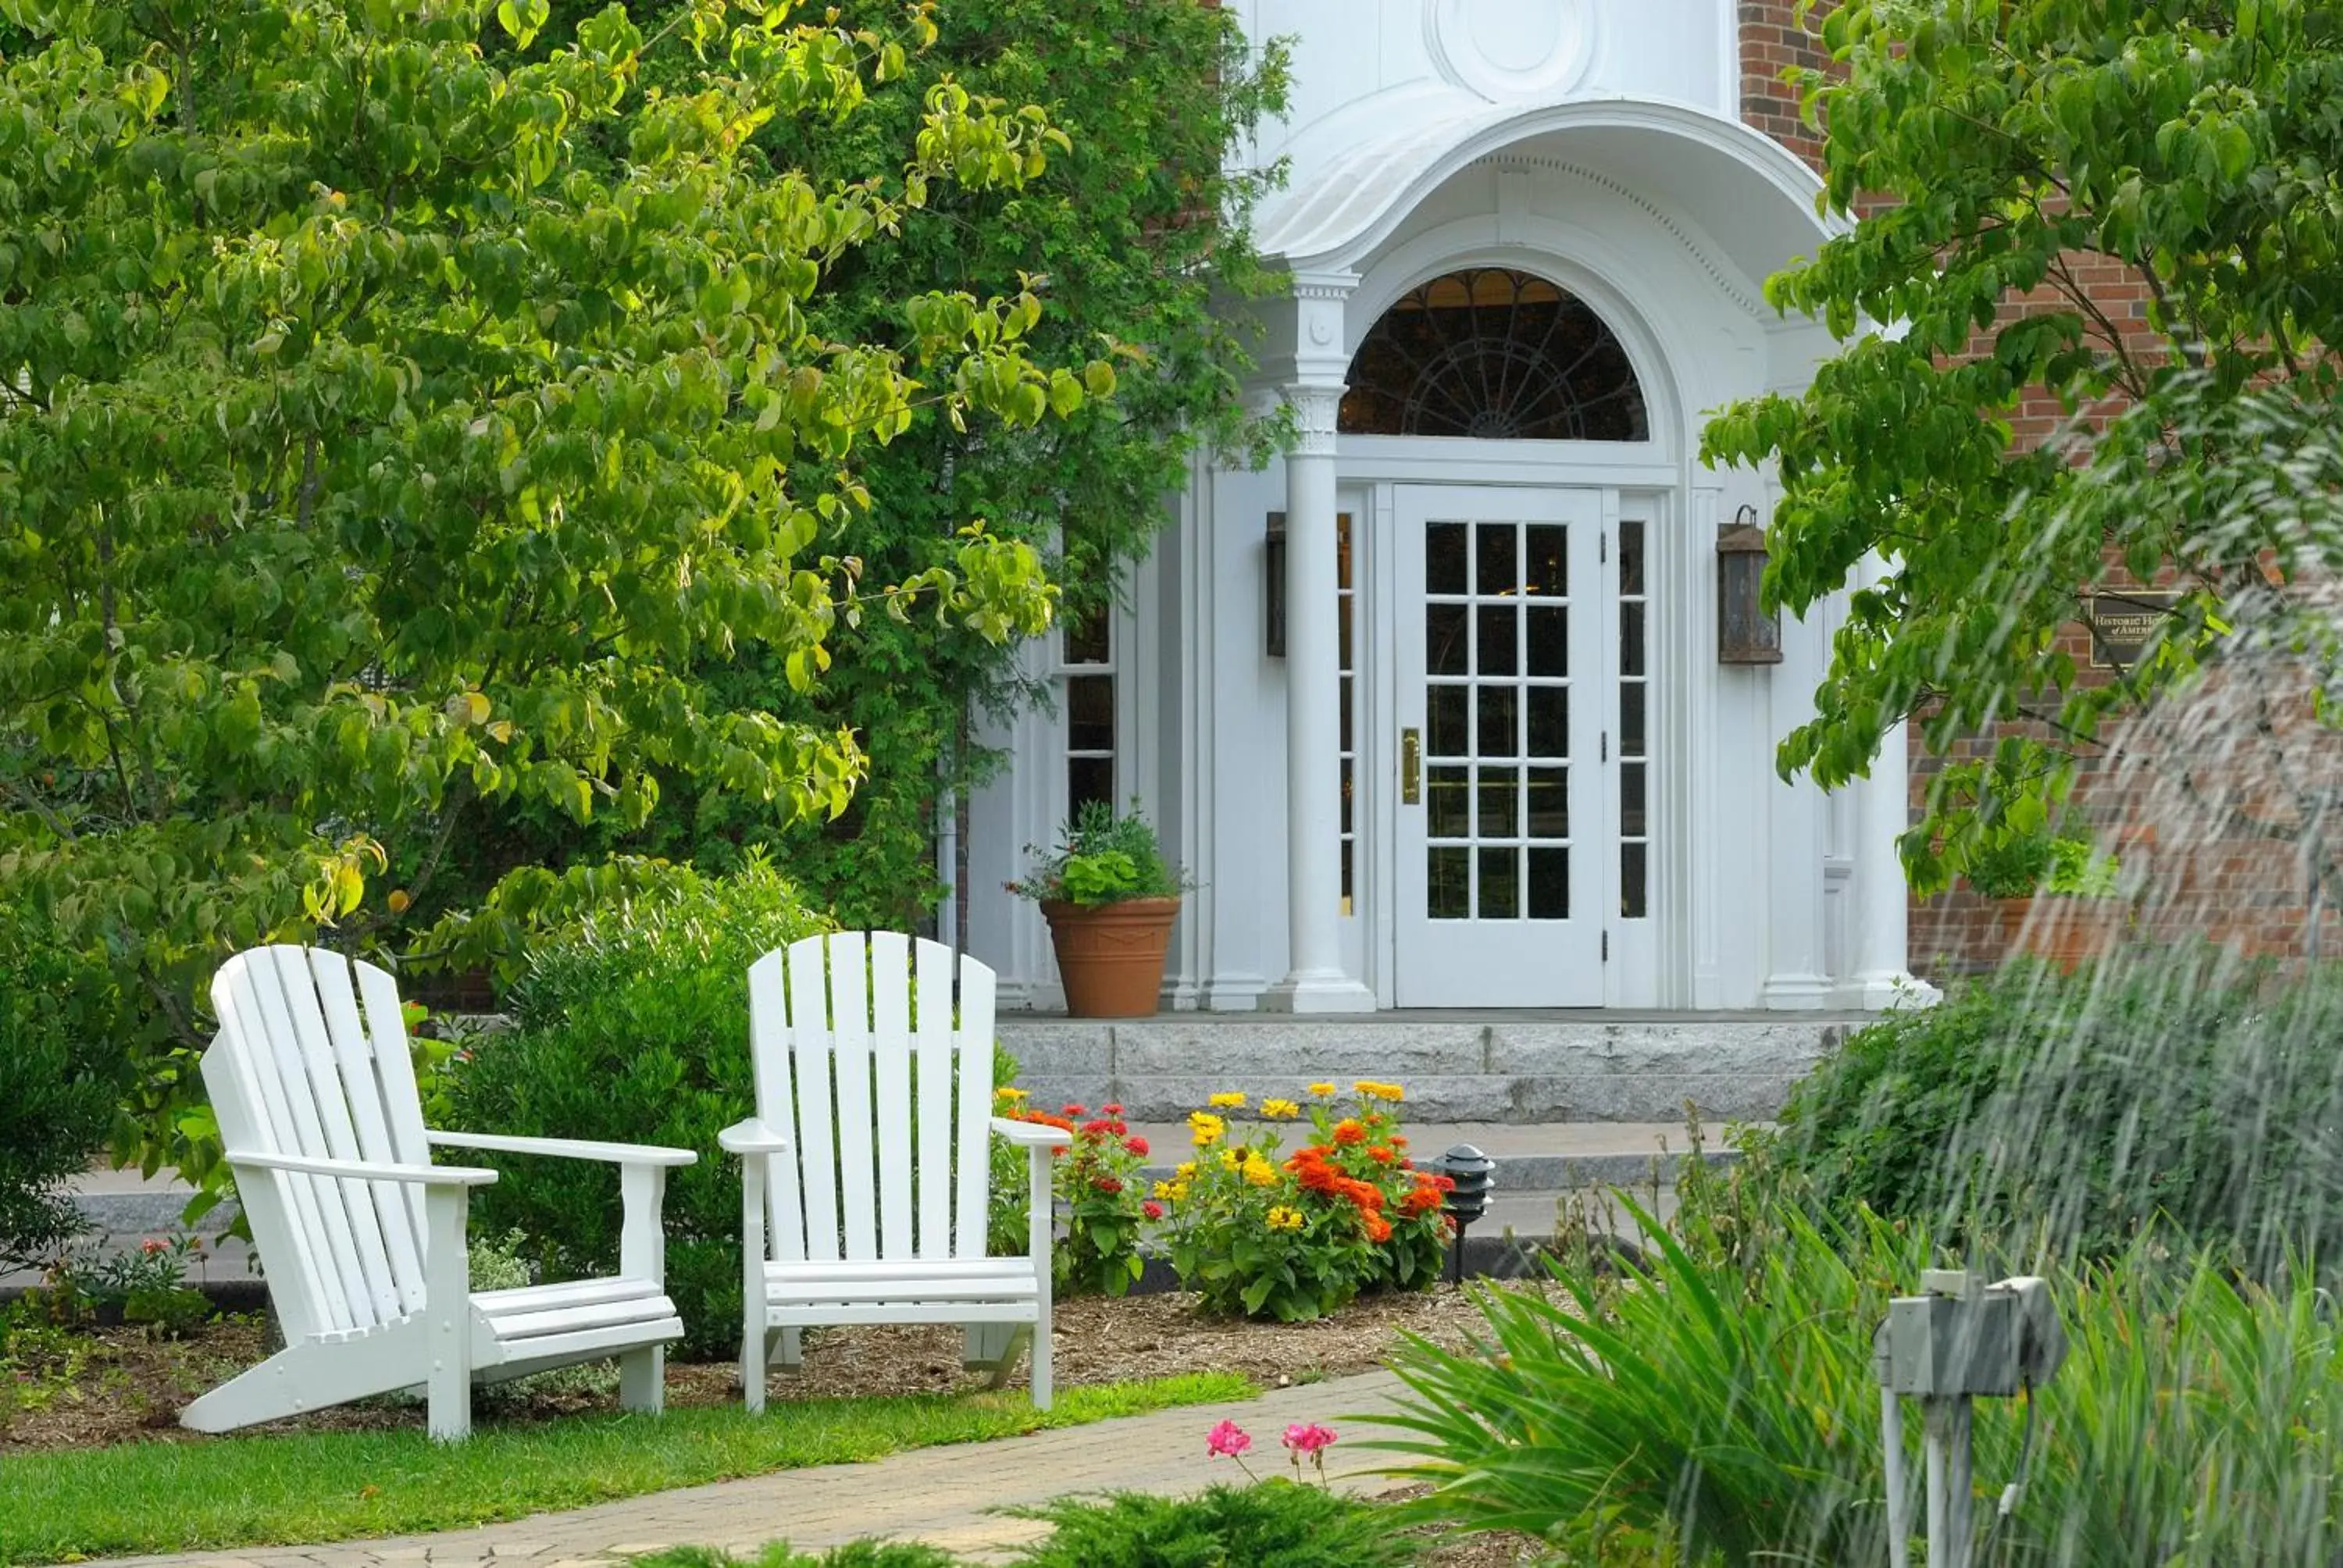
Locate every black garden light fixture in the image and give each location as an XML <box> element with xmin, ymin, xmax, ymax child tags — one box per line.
<box><xmin>1429</xmin><ymin>1143</ymin><xmax>1496</xmax><ymax>1284</ymax></box>
<box><xmin>1717</xmin><ymin>504</ymin><xmax>1784</xmax><ymax>665</ymax></box>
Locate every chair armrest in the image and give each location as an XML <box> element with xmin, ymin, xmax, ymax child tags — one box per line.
<box><xmin>229</xmin><ymin>1149</ymin><xmax>499</xmax><ymax>1187</ymax></box>
<box><xmin>991</xmin><ymin>1117</ymin><xmax>1073</xmax><ymax>1149</ymax></box>
<box><xmin>719</xmin><ymin>1118</ymin><xmax>793</xmax><ymax>1155</ymax></box>
<box><xmin>427</xmin><ymin>1129</ymin><xmax>698</xmax><ymax>1167</ymax></box>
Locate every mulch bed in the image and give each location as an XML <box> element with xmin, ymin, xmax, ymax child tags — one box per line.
<box><xmin>2</xmin><ymin>1285</ymin><xmax>1524</xmax><ymax>1452</ymax></box>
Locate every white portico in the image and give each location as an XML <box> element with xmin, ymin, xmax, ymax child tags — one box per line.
<box><xmin>963</xmin><ymin>0</ymin><xmax>1929</xmax><ymax>1015</ymax></box>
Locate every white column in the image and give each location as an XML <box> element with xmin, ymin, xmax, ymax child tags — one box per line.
<box><xmin>1264</xmin><ymin>272</ymin><xmax>1374</xmax><ymax>1014</ymax></box>
<box><xmin>1847</xmin><ymin>555</ymin><xmax>1942</xmax><ymax>1010</ymax></box>
<box><xmin>1762</xmin><ymin>523</ymin><xmax>1832</xmax><ymax>1010</ymax></box>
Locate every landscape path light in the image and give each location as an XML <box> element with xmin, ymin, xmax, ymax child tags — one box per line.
<box><xmin>1428</xmin><ymin>1143</ymin><xmax>1496</xmax><ymax>1285</ymax></box>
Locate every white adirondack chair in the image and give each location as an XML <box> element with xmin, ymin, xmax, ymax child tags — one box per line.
<box><xmin>183</xmin><ymin>944</ymin><xmax>698</xmax><ymax>1441</ymax></box>
<box><xmin>722</xmin><ymin>932</ymin><xmax>1070</xmax><ymax>1411</ymax></box>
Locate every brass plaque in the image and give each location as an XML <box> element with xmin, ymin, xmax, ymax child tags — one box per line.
<box><xmin>2084</xmin><ymin>590</ymin><xmax>2181</xmax><ymax>668</ymax></box>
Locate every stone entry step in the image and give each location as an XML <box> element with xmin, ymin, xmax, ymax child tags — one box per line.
<box><xmin>1000</xmin><ymin>1014</ymin><xmax>1847</xmax><ymax>1124</ymax></box>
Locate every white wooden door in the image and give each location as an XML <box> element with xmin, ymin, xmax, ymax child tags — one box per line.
<box><xmin>1393</xmin><ymin>486</ymin><xmax>1607</xmax><ymax>1007</ymax></box>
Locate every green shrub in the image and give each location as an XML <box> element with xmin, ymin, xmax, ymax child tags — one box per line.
<box><xmin>1758</xmin><ymin>951</ymin><xmax>2343</xmax><ymax>1272</ymax></box>
<box><xmin>633</xmin><ymin>1544</ymin><xmax>959</xmax><ymax>1568</ymax></box>
<box><xmin>1007</xmin><ymin>800</ymin><xmax>1186</xmax><ymax>906</ymax></box>
<box><xmin>1008</xmin><ymin>1483</ymin><xmax>1418</xmax><ymax>1568</ymax></box>
<box><xmin>446</xmin><ymin>857</ymin><xmax>829</xmax><ymax>1358</ymax></box>
<box><xmin>1388</xmin><ymin>1155</ymin><xmax>2343</xmax><ymax>1566</ymax></box>
<box><xmin>0</xmin><ymin>913</ymin><xmax>129</xmax><ymax>1274</ymax></box>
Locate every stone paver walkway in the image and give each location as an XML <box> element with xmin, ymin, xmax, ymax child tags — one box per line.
<box><xmin>97</xmin><ymin>1372</ymin><xmax>1413</xmax><ymax>1568</ymax></box>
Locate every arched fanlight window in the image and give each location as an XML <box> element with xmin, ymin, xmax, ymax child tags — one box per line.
<box><xmin>1339</xmin><ymin>269</ymin><xmax>1649</xmax><ymax>441</ymax></box>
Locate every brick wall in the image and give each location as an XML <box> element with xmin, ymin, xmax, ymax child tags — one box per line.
<box><xmin>1736</xmin><ymin>0</ymin><xmax>2331</xmax><ymax>977</ymax></box>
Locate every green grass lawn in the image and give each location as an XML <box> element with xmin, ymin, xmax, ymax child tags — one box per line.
<box><xmin>0</xmin><ymin>1374</ymin><xmax>1254</xmax><ymax>1565</ymax></box>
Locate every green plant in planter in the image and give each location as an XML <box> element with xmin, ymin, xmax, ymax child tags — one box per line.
<box><xmin>1967</xmin><ymin>834</ymin><xmax>2117</xmax><ymax>899</ymax></box>
<box><xmin>1008</xmin><ymin>800</ymin><xmax>1186</xmax><ymax>907</ymax></box>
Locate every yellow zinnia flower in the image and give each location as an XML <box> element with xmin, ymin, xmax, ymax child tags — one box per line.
<box><xmin>1307</xmin><ymin>1082</ymin><xmax>1336</xmax><ymax>1096</ymax></box>
<box><xmin>1175</xmin><ymin>1161</ymin><xmax>1198</xmax><ymax>1180</ymax></box>
<box><xmin>1265</xmin><ymin>1206</ymin><xmax>1304</xmax><ymax>1232</ymax></box>
<box><xmin>1207</xmin><ymin>1091</ymin><xmax>1247</xmax><ymax>1110</ymax></box>
<box><xmin>1189</xmin><ymin>1111</ymin><xmax>1225</xmax><ymax>1147</ymax></box>
<box><xmin>993</xmin><ymin>1085</ymin><xmax>1029</xmax><ymax>1102</ymax></box>
<box><xmin>1355</xmin><ymin>1080</ymin><xmax>1406</xmax><ymax>1103</ymax></box>
<box><xmin>1154</xmin><ymin>1179</ymin><xmax>1189</xmax><ymax>1203</ymax></box>
<box><xmin>1259</xmin><ymin>1098</ymin><xmax>1302</xmax><ymax>1120</ymax></box>
<box><xmin>1243</xmin><ymin>1157</ymin><xmax>1278</xmax><ymax>1188</ymax></box>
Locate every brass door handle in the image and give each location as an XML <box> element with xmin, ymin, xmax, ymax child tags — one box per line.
<box><xmin>1400</xmin><ymin>728</ymin><xmax>1421</xmax><ymax>804</ymax></box>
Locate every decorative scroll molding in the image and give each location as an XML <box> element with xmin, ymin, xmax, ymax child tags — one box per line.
<box><xmin>1471</xmin><ymin>154</ymin><xmax>1766</xmax><ymax>317</ymax></box>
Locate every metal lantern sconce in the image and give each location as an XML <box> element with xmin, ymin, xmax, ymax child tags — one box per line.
<box><xmin>1264</xmin><ymin>511</ymin><xmax>1288</xmax><ymax>658</ymax></box>
<box><xmin>1430</xmin><ymin>1143</ymin><xmax>1497</xmax><ymax>1284</ymax></box>
<box><xmin>1717</xmin><ymin>504</ymin><xmax>1783</xmax><ymax>665</ymax></box>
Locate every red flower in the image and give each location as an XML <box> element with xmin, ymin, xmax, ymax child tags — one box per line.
<box><xmin>1363</xmin><ymin>1214</ymin><xmax>1394</xmax><ymax>1243</ymax></box>
<box><xmin>1339</xmin><ymin>1178</ymin><xmax>1385</xmax><ymax>1213</ymax></box>
<box><xmin>1124</xmin><ymin>1135</ymin><xmax>1151</xmax><ymax>1157</ymax></box>
<box><xmin>1062</xmin><ymin>1103</ymin><xmax>1088</xmax><ymax>1118</ymax></box>
<box><xmin>1403</xmin><ymin>1186</ymin><xmax>1445</xmax><ymax>1215</ymax></box>
<box><xmin>1102</xmin><ymin>1103</ymin><xmax>1125</xmax><ymax>1116</ymax></box>
<box><xmin>1368</xmin><ymin>1146</ymin><xmax>1396</xmax><ymax>1164</ymax></box>
<box><xmin>1332</xmin><ymin>1120</ymin><xmax>1368</xmax><ymax>1146</ymax></box>
<box><xmin>1143</xmin><ymin>1200</ymin><xmax>1165</xmax><ymax>1221</ymax></box>
<box><xmin>1094</xmin><ymin>1176</ymin><xmax>1125</xmax><ymax>1195</ymax></box>
<box><xmin>1081</xmin><ymin>1117</ymin><xmax>1116</xmax><ymax>1136</ymax></box>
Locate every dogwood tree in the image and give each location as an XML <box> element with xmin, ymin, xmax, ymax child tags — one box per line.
<box><xmin>0</xmin><ymin>0</ymin><xmax>1104</xmax><ymax>1182</ymax></box>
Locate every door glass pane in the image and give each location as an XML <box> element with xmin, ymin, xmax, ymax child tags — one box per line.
<box><xmin>1621</xmin><ymin>762</ymin><xmax>1647</xmax><ymax>838</ymax></box>
<box><xmin>1528</xmin><ymin>686</ymin><xmax>1569</xmax><ymax>759</ymax></box>
<box><xmin>1068</xmin><ymin>675</ymin><xmax>1114</xmax><ymax>752</ymax></box>
<box><xmin>1477</xmin><ymin>523</ymin><xmax>1517</xmax><ymax>597</ymax></box>
<box><xmin>1428</xmin><ymin>604</ymin><xmax>1469</xmax><ymax>675</ymax></box>
<box><xmin>1621</xmin><ymin>603</ymin><xmax>1646</xmax><ymax>676</ymax></box>
<box><xmin>1619</xmin><ymin>520</ymin><xmax>1645</xmax><ymax>596</ymax></box>
<box><xmin>1428</xmin><ymin>685</ymin><xmax>1468</xmax><ymax>757</ymax></box>
<box><xmin>1427</xmin><ymin>765</ymin><xmax>1471</xmax><ymax>838</ymax></box>
<box><xmin>1477</xmin><ymin>688</ymin><xmax>1518</xmax><ymax>759</ymax></box>
<box><xmin>1478</xmin><ymin>846</ymin><xmax>1520</xmax><ymax>919</ymax></box>
<box><xmin>1526</xmin><ymin>768</ymin><xmax>1569</xmax><ymax>839</ymax></box>
<box><xmin>1527</xmin><ymin>607</ymin><xmax>1567</xmax><ymax>677</ymax></box>
<box><xmin>1621</xmin><ymin>842</ymin><xmax>1647</xmax><ymax>919</ymax></box>
<box><xmin>1529</xmin><ymin>846</ymin><xmax>1570</xmax><ymax>919</ymax></box>
<box><xmin>1427</xmin><ymin>523</ymin><xmax>1467</xmax><ymax>594</ymax></box>
<box><xmin>1428</xmin><ymin>846</ymin><xmax>1471</xmax><ymax>920</ymax></box>
<box><xmin>1478</xmin><ymin>767</ymin><xmax>1519</xmax><ymax>838</ymax></box>
<box><xmin>1524</xmin><ymin>526</ymin><xmax>1566</xmax><ymax>597</ymax></box>
<box><xmin>1069</xmin><ymin>756</ymin><xmax>1114</xmax><ymax>813</ymax></box>
<box><xmin>1478</xmin><ymin>604</ymin><xmax>1517</xmax><ymax>676</ymax></box>
<box><xmin>1621</xmin><ymin>682</ymin><xmax>1646</xmax><ymax>758</ymax></box>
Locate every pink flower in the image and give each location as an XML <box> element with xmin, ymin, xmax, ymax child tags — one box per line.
<box><xmin>141</xmin><ymin>1238</ymin><xmax>166</xmax><ymax>1256</ymax></box>
<box><xmin>1125</xmin><ymin>1135</ymin><xmax>1151</xmax><ymax>1157</ymax></box>
<box><xmin>1205</xmin><ymin>1419</ymin><xmax>1253</xmax><ymax>1458</ymax></box>
<box><xmin>1282</xmin><ymin>1422</ymin><xmax>1338</xmax><ymax>1455</ymax></box>
<box><xmin>1142</xmin><ymin>1199</ymin><xmax>1165</xmax><ymax>1221</ymax></box>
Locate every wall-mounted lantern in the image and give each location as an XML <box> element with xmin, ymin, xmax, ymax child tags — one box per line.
<box><xmin>1264</xmin><ymin>511</ymin><xmax>1288</xmax><ymax>657</ymax></box>
<box><xmin>1717</xmin><ymin>504</ymin><xmax>1782</xmax><ymax>666</ymax></box>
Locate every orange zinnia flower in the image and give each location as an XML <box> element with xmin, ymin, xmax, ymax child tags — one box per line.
<box><xmin>1332</xmin><ymin>1120</ymin><xmax>1367</xmax><ymax>1146</ymax></box>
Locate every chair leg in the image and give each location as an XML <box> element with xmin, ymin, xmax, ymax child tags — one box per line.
<box><xmin>423</xmin><ymin>1185</ymin><xmax>473</xmax><ymax>1442</ymax></box>
<box><xmin>776</xmin><ymin>1327</ymin><xmax>803</xmax><ymax>1368</ymax></box>
<box><xmin>742</xmin><ymin>1313</ymin><xmax>769</xmax><ymax>1414</ymax></box>
<box><xmin>619</xmin><ymin>1345</ymin><xmax>664</xmax><ymax>1414</ymax></box>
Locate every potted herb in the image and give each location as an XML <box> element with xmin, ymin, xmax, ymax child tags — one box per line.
<box><xmin>1010</xmin><ymin>800</ymin><xmax>1187</xmax><ymax>1017</ymax></box>
<box><xmin>1969</xmin><ymin>835</ymin><xmax>2127</xmax><ymax>971</ymax></box>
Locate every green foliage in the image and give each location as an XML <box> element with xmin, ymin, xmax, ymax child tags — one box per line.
<box><xmin>0</xmin><ymin>0</ymin><xmax>1097</xmax><ymax>1197</ymax></box>
<box><xmin>1963</xmin><ymin>835</ymin><xmax>2118</xmax><ymax>900</ymax></box>
<box><xmin>1699</xmin><ymin>0</ymin><xmax>2343</xmax><ymax>889</ymax></box>
<box><xmin>0</xmin><ymin>909</ymin><xmax>127</xmax><ymax>1274</ymax></box>
<box><xmin>445</xmin><ymin>857</ymin><xmax>828</xmax><ymax>1358</ymax></box>
<box><xmin>1007</xmin><ymin>1483</ymin><xmax>1417</xmax><ymax>1568</ymax></box>
<box><xmin>1756</xmin><ymin>953</ymin><xmax>2343</xmax><ymax>1273</ymax></box>
<box><xmin>1009</xmin><ymin>800</ymin><xmax>1186</xmax><ymax>907</ymax></box>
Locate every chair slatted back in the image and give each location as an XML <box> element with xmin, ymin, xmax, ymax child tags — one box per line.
<box><xmin>205</xmin><ymin>946</ymin><xmax>432</xmax><ymax>1341</ymax></box>
<box><xmin>746</xmin><ymin>933</ymin><xmax>997</xmax><ymax>1266</ymax></box>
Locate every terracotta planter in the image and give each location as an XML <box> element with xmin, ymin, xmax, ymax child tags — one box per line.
<box><xmin>1994</xmin><ymin>896</ymin><xmax>2128</xmax><ymax>973</ymax></box>
<box><xmin>1040</xmin><ymin>896</ymin><xmax>1181</xmax><ymax>1017</ymax></box>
